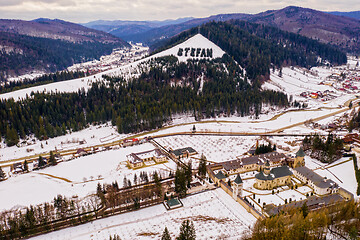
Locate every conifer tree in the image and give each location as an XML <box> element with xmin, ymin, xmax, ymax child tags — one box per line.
<box><xmin>49</xmin><ymin>151</ymin><xmax>57</xmax><ymax>166</ymax></box>
<box><xmin>198</xmin><ymin>154</ymin><xmax>207</xmax><ymax>177</ymax></box>
<box><xmin>176</xmin><ymin>220</ymin><xmax>196</xmax><ymax>240</ymax></box>
<box><xmin>0</xmin><ymin>166</ymin><xmax>6</xmax><ymax>180</ymax></box>
<box><xmin>175</xmin><ymin>166</ymin><xmax>187</xmax><ymax>197</ymax></box>
<box><xmin>161</xmin><ymin>227</ymin><xmax>171</xmax><ymax>240</ymax></box>
<box><xmin>38</xmin><ymin>156</ymin><xmax>46</xmax><ymax>168</ymax></box>
<box><xmin>185</xmin><ymin>161</ymin><xmax>192</xmax><ymax>188</ymax></box>
<box><xmin>23</xmin><ymin>160</ymin><xmax>29</xmax><ymax>172</ymax></box>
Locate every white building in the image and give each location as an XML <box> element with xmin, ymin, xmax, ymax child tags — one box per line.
<box><xmin>293</xmin><ymin>166</ymin><xmax>338</xmax><ymax>196</ymax></box>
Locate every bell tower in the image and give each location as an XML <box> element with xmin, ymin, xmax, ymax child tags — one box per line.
<box><xmin>232</xmin><ymin>174</ymin><xmax>243</xmax><ymax>199</ymax></box>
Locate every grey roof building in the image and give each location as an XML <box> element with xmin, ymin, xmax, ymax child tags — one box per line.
<box><xmin>255</xmin><ymin>165</ymin><xmax>293</xmax><ymax>181</ymax></box>
<box><xmin>234</xmin><ymin>174</ymin><xmax>243</xmax><ymax>184</ymax></box>
<box><xmin>293</xmin><ymin>166</ymin><xmax>338</xmax><ymax>195</ymax></box>
<box><xmin>296</xmin><ymin>147</ymin><xmax>306</xmax><ymax>157</ymax></box>
<box><xmin>214</xmin><ymin>171</ymin><xmax>226</xmax><ymax>180</ymax></box>
<box><xmin>170</xmin><ymin>147</ymin><xmax>197</xmax><ymax>157</ymax></box>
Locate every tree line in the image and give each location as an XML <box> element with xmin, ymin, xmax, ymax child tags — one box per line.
<box><xmin>0</xmin><ymin>70</ymin><xmax>87</xmax><ymax>94</ymax></box>
<box><xmin>243</xmin><ymin>200</ymin><xmax>359</xmax><ymax>240</ymax></box>
<box><xmin>0</xmin><ymin>56</ymin><xmax>289</xmax><ymax>146</ymax></box>
<box><xmin>302</xmin><ymin>133</ymin><xmax>343</xmax><ymax>163</ymax></box>
<box><xmin>0</xmin><ymin>169</ymin><xmax>169</xmax><ymax>239</ymax></box>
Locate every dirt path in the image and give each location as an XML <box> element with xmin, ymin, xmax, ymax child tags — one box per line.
<box><xmin>37</xmin><ymin>172</ymin><xmax>72</xmax><ymax>183</ymax></box>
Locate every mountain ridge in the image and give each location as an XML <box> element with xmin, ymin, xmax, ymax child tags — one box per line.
<box><xmin>0</xmin><ymin>18</ymin><xmax>128</xmax><ymax>44</ymax></box>
<box><xmin>0</xmin><ymin>19</ymin><xmax>130</xmax><ymax>78</ymax></box>
<box><xmin>93</xmin><ymin>6</ymin><xmax>360</xmax><ymax>54</ymax></box>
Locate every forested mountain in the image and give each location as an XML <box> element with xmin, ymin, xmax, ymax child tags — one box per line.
<box><xmin>0</xmin><ymin>18</ymin><xmax>127</xmax><ymax>43</ymax></box>
<box><xmin>116</xmin><ymin>13</ymin><xmax>250</xmax><ymax>44</ymax></box>
<box><xmin>0</xmin><ymin>19</ymin><xmax>130</xmax><ymax>78</ymax></box>
<box><xmin>247</xmin><ymin>6</ymin><xmax>360</xmax><ymax>54</ymax></box>
<box><xmin>0</xmin><ymin>55</ymin><xmax>288</xmax><ymax>146</ymax></box>
<box><xmin>114</xmin><ymin>6</ymin><xmax>360</xmax><ymax>54</ymax></box>
<box><xmin>152</xmin><ymin>21</ymin><xmax>346</xmax><ymax>81</ymax></box>
<box><xmin>82</xmin><ymin>18</ymin><xmax>194</xmax><ymax>39</ymax></box>
<box><xmin>328</xmin><ymin>11</ymin><xmax>360</xmax><ymax>20</ymax></box>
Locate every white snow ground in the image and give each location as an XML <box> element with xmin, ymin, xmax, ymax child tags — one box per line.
<box><xmin>0</xmin><ymin>142</ymin><xmax>177</xmax><ymax>211</ymax></box>
<box><xmin>29</xmin><ymin>188</ymin><xmax>256</xmax><ymax>240</ymax></box>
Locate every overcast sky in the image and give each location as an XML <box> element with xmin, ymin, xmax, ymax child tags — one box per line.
<box><xmin>0</xmin><ymin>0</ymin><xmax>359</xmax><ymax>23</ymax></box>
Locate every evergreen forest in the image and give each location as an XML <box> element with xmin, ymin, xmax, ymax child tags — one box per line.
<box><xmin>0</xmin><ymin>56</ymin><xmax>288</xmax><ymax>146</ymax></box>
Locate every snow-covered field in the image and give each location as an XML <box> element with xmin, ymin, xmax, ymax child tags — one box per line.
<box><xmin>156</xmin><ymin>135</ymin><xmax>305</xmax><ymax>164</ymax></box>
<box><xmin>30</xmin><ymin>188</ymin><xmax>256</xmax><ymax>240</ymax></box>
<box><xmin>156</xmin><ymin>135</ymin><xmax>258</xmax><ymax>163</ymax></box>
<box><xmin>0</xmin><ymin>142</ymin><xmax>177</xmax><ymax>211</ymax></box>
<box><xmin>0</xmin><ymin>123</ymin><xmax>124</xmax><ymax>163</ymax></box>
<box><xmin>314</xmin><ymin>157</ymin><xmax>358</xmax><ymax>198</ymax></box>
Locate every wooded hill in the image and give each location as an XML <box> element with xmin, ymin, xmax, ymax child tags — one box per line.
<box><xmin>0</xmin><ymin>56</ymin><xmax>288</xmax><ymax>146</ymax></box>
<box><xmin>0</xmin><ymin>18</ymin><xmax>130</xmax><ymax>79</ymax></box>
<box><xmin>0</xmin><ymin>32</ymin><xmax>128</xmax><ymax>79</ymax></box>
<box><xmin>1</xmin><ymin>21</ymin><xmax>346</xmax><ymax>146</ymax></box>
<box><xmin>152</xmin><ymin>21</ymin><xmax>347</xmax><ymax>82</ymax></box>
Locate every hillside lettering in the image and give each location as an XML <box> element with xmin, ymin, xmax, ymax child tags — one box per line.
<box><xmin>177</xmin><ymin>48</ymin><xmax>213</xmax><ymax>58</ymax></box>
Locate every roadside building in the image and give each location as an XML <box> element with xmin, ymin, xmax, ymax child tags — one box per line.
<box><xmin>122</xmin><ymin>138</ymin><xmax>139</xmax><ymax>147</ymax></box>
<box><xmin>170</xmin><ymin>147</ymin><xmax>197</xmax><ymax>159</ymax></box>
<box><xmin>127</xmin><ymin>149</ymin><xmax>167</xmax><ymax>169</ymax></box>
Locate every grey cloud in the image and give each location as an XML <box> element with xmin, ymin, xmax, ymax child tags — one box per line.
<box><xmin>0</xmin><ymin>0</ymin><xmax>359</xmax><ymax>22</ymax></box>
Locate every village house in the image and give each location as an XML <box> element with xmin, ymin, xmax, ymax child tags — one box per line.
<box><xmin>170</xmin><ymin>147</ymin><xmax>197</xmax><ymax>159</ymax></box>
<box><xmin>122</xmin><ymin>138</ymin><xmax>139</xmax><ymax>147</ymax></box>
<box><xmin>127</xmin><ymin>149</ymin><xmax>167</xmax><ymax>169</ymax></box>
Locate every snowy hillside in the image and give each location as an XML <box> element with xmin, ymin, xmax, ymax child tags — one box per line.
<box><xmin>263</xmin><ymin>57</ymin><xmax>360</xmax><ymax>109</ymax></box>
<box><xmin>0</xmin><ymin>34</ymin><xmax>225</xmax><ymax>101</ymax></box>
<box><xmin>150</xmin><ymin>34</ymin><xmax>225</xmax><ymax>61</ymax></box>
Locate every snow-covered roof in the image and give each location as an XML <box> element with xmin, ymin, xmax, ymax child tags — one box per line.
<box><xmin>294</xmin><ymin>166</ymin><xmax>337</xmax><ymax>189</ymax></box>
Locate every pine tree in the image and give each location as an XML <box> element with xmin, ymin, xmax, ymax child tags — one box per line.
<box><xmin>185</xmin><ymin>161</ymin><xmax>192</xmax><ymax>188</ymax></box>
<box><xmin>38</xmin><ymin>156</ymin><xmax>46</xmax><ymax>168</ymax></box>
<box><xmin>161</xmin><ymin>227</ymin><xmax>171</xmax><ymax>240</ymax></box>
<box><xmin>301</xmin><ymin>202</ymin><xmax>309</xmax><ymax>218</ymax></box>
<box><xmin>176</xmin><ymin>220</ymin><xmax>196</xmax><ymax>240</ymax></box>
<box><xmin>198</xmin><ymin>154</ymin><xmax>207</xmax><ymax>177</ymax></box>
<box><xmin>0</xmin><ymin>166</ymin><xmax>6</xmax><ymax>180</ymax></box>
<box><xmin>175</xmin><ymin>166</ymin><xmax>187</xmax><ymax>197</ymax></box>
<box><xmin>23</xmin><ymin>160</ymin><xmax>29</xmax><ymax>172</ymax></box>
<box><xmin>49</xmin><ymin>151</ymin><xmax>57</xmax><ymax>166</ymax></box>
<box><xmin>153</xmin><ymin>171</ymin><xmax>162</xmax><ymax>197</ymax></box>
<box><xmin>5</xmin><ymin>126</ymin><xmax>19</xmax><ymax>147</ymax></box>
